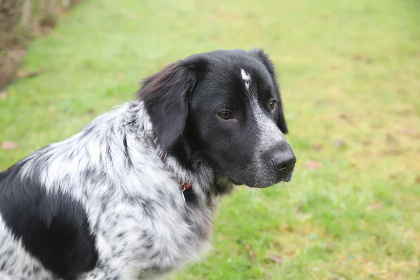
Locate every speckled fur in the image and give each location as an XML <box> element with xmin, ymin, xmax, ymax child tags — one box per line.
<box><xmin>0</xmin><ymin>49</ymin><xmax>295</xmax><ymax>280</ymax></box>
<box><xmin>0</xmin><ymin>102</ymin><xmax>230</xmax><ymax>280</ymax></box>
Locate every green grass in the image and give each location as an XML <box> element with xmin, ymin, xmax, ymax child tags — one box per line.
<box><xmin>1</xmin><ymin>0</ymin><xmax>419</xmax><ymax>279</ymax></box>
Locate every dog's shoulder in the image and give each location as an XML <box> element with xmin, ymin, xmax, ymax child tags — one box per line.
<box><xmin>0</xmin><ymin>160</ymin><xmax>98</xmax><ymax>279</ymax></box>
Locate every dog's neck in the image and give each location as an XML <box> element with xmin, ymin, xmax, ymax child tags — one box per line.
<box><xmin>154</xmin><ymin>145</ymin><xmax>216</xmax><ymax>205</ymax></box>
<box><xmin>130</xmin><ymin>101</ymin><xmax>234</xmax><ymax>203</ymax></box>
<box><xmin>158</xmin><ymin>148</ymin><xmax>192</xmax><ymax>191</ymax></box>
<box><xmin>128</xmin><ymin>101</ymin><xmax>233</xmax><ymax>205</ymax></box>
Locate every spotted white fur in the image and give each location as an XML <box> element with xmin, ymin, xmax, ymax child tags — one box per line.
<box><xmin>0</xmin><ymin>215</ymin><xmax>54</xmax><ymax>280</ymax></box>
<box><xmin>0</xmin><ymin>102</ymin><xmax>223</xmax><ymax>280</ymax></box>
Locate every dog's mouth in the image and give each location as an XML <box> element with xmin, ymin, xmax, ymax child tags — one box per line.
<box><xmin>227</xmin><ymin>165</ymin><xmax>295</xmax><ymax>188</ymax></box>
<box><xmin>281</xmin><ymin>167</ymin><xmax>295</xmax><ymax>183</ymax></box>
<box><xmin>278</xmin><ymin>163</ymin><xmax>295</xmax><ymax>182</ymax></box>
<box><xmin>228</xmin><ymin>177</ymin><xmax>242</xmax><ymax>186</ymax></box>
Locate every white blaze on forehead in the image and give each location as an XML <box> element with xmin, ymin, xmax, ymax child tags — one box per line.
<box><xmin>240</xmin><ymin>68</ymin><xmax>251</xmax><ymax>91</ymax></box>
<box><xmin>241</xmin><ymin>68</ymin><xmax>251</xmax><ymax>81</ymax></box>
<box><xmin>240</xmin><ymin>67</ymin><xmax>284</xmax><ymax>151</ymax></box>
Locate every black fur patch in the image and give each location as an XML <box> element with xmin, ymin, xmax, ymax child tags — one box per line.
<box><xmin>138</xmin><ymin>55</ymin><xmax>208</xmax><ymax>168</ymax></box>
<box><xmin>0</xmin><ymin>162</ymin><xmax>98</xmax><ymax>280</ymax></box>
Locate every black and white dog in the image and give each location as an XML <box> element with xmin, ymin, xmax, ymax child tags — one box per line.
<box><xmin>0</xmin><ymin>49</ymin><xmax>295</xmax><ymax>280</ymax></box>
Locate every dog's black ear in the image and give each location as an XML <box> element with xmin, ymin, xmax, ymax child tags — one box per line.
<box><xmin>138</xmin><ymin>56</ymin><xmax>207</xmax><ymax>150</ymax></box>
<box><xmin>248</xmin><ymin>49</ymin><xmax>288</xmax><ymax>134</ymax></box>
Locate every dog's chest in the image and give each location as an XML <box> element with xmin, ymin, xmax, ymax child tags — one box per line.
<box><xmin>89</xmin><ymin>187</ymin><xmax>216</xmax><ymax>278</ymax></box>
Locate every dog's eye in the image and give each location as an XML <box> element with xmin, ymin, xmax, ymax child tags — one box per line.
<box><xmin>218</xmin><ymin>111</ymin><xmax>233</xmax><ymax>120</ymax></box>
<box><xmin>269</xmin><ymin>99</ymin><xmax>277</xmax><ymax>110</ymax></box>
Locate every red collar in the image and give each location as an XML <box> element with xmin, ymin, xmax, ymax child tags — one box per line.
<box><xmin>180</xmin><ymin>180</ymin><xmax>192</xmax><ymax>191</ymax></box>
<box><xmin>158</xmin><ymin>149</ymin><xmax>192</xmax><ymax>192</ymax></box>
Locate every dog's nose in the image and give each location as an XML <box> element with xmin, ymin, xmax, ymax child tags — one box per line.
<box><xmin>269</xmin><ymin>143</ymin><xmax>296</xmax><ymax>174</ymax></box>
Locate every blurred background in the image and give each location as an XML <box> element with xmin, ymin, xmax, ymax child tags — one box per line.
<box><xmin>0</xmin><ymin>0</ymin><xmax>419</xmax><ymax>279</ymax></box>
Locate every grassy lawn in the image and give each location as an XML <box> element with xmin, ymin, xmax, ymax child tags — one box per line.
<box><xmin>1</xmin><ymin>0</ymin><xmax>419</xmax><ymax>279</ymax></box>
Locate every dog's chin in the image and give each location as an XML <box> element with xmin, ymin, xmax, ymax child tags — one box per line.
<box><xmin>282</xmin><ymin>169</ymin><xmax>294</xmax><ymax>183</ymax></box>
<box><xmin>227</xmin><ymin>169</ymin><xmax>295</xmax><ymax>188</ymax></box>
<box><xmin>228</xmin><ymin>177</ymin><xmax>243</xmax><ymax>186</ymax></box>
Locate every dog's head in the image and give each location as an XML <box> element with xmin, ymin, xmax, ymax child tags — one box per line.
<box><xmin>139</xmin><ymin>49</ymin><xmax>295</xmax><ymax>188</ymax></box>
